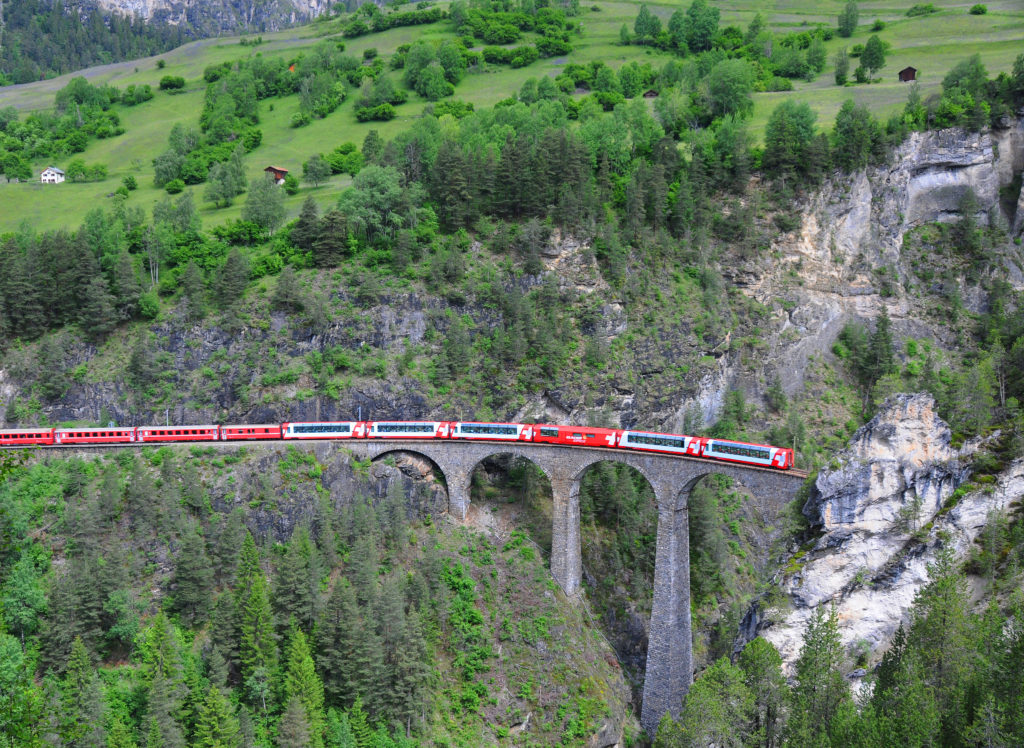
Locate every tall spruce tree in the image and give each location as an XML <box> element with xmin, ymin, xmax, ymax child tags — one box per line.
<box><xmin>170</xmin><ymin>525</ymin><xmax>215</xmax><ymax>626</ymax></box>
<box><xmin>273</xmin><ymin>527</ymin><xmax>319</xmax><ymax>633</ymax></box>
<box><xmin>786</xmin><ymin>606</ymin><xmax>851</xmax><ymax>744</ymax></box>
<box><xmin>738</xmin><ymin>637</ymin><xmax>786</xmax><ymax>748</ymax></box>
<box><xmin>239</xmin><ymin>574</ymin><xmax>277</xmax><ymax>712</ymax></box>
<box><xmin>61</xmin><ymin>637</ymin><xmax>107</xmax><ymax>748</ymax></box>
<box><xmin>290</xmin><ymin>197</ymin><xmax>320</xmax><ymax>252</ymax></box>
<box><xmin>283</xmin><ymin>628</ymin><xmax>326</xmax><ymax>748</ymax></box>
<box><xmin>194</xmin><ymin>685</ymin><xmax>241</xmax><ymax>748</ymax></box>
<box><xmin>80</xmin><ymin>275</ymin><xmax>119</xmax><ymax>342</ymax></box>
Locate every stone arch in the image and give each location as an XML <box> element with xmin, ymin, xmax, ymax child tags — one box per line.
<box><xmin>464</xmin><ymin>450</ymin><xmax>557</xmax><ymax>551</ymax></box>
<box><xmin>465</xmin><ymin>447</ymin><xmax>557</xmax><ymax>487</ymax></box>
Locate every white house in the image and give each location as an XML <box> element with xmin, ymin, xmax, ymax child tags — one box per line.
<box><xmin>41</xmin><ymin>166</ymin><xmax>65</xmax><ymax>184</ymax></box>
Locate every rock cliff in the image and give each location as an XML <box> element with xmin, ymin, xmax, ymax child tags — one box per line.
<box><xmin>738</xmin><ymin>120</ymin><xmax>1024</xmax><ymax>403</ymax></box>
<box><xmin>750</xmin><ymin>393</ymin><xmax>1023</xmax><ymax>681</ymax></box>
<box><xmin>95</xmin><ymin>0</ymin><xmax>332</xmax><ymax>34</ymax></box>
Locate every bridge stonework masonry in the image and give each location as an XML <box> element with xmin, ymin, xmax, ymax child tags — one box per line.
<box><xmin>341</xmin><ymin>440</ymin><xmax>805</xmax><ymax>736</ymax></box>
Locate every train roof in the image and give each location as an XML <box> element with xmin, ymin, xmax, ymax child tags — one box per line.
<box><xmin>56</xmin><ymin>426</ymin><xmax>133</xmax><ymax>432</ymax></box>
<box><xmin>221</xmin><ymin>423</ymin><xmax>280</xmax><ymax>428</ymax></box>
<box><xmin>0</xmin><ymin>428</ymin><xmax>55</xmax><ymax>434</ymax></box>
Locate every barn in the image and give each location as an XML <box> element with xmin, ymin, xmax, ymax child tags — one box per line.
<box><xmin>264</xmin><ymin>166</ymin><xmax>289</xmax><ymax>185</ymax></box>
<box><xmin>898</xmin><ymin>66</ymin><xmax>917</xmax><ymax>82</ymax></box>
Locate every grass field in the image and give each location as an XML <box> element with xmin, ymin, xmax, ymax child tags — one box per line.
<box><xmin>1</xmin><ymin>0</ymin><xmax>1021</xmax><ymax>234</ymax></box>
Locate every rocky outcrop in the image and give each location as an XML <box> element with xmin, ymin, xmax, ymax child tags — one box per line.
<box><xmin>751</xmin><ymin>393</ymin><xmax>1022</xmax><ymax>681</ymax></box>
<box><xmin>96</xmin><ymin>0</ymin><xmax>332</xmax><ymax>34</ymax></box>
<box><xmin>739</xmin><ymin>120</ymin><xmax>1024</xmax><ymax>405</ymax></box>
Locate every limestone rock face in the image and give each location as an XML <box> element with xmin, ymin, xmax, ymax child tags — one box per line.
<box><xmin>95</xmin><ymin>0</ymin><xmax>332</xmax><ymax>34</ymax></box>
<box><xmin>752</xmin><ymin>393</ymin><xmax>1022</xmax><ymax>680</ymax></box>
<box><xmin>805</xmin><ymin>393</ymin><xmax>965</xmax><ymax>535</ymax></box>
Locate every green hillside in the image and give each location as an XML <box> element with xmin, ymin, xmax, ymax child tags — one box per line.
<box><xmin>0</xmin><ymin>0</ymin><xmax>1021</xmax><ymax>234</ymax></box>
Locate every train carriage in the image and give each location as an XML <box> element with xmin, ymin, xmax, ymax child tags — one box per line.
<box><xmin>531</xmin><ymin>424</ymin><xmax>621</xmax><ymax>448</ymax></box>
<box><xmin>220</xmin><ymin>424</ymin><xmax>283</xmax><ymax>441</ymax></box>
<box><xmin>620</xmin><ymin>430</ymin><xmax>702</xmax><ymax>457</ymax></box>
<box><xmin>702</xmin><ymin>438</ymin><xmax>793</xmax><ymax>470</ymax></box>
<box><xmin>138</xmin><ymin>426</ymin><xmax>220</xmax><ymax>442</ymax></box>
<box><xmin>54</xmin><ymin>427</ymin><xmax>136</xmax><ymax>445</ymax></box>
<box><xmin>0</xmin><ymin>428</ymin><xmax>56</xmax><ymax>446</ymax></box>
<box><xmin>366</xmin><ymin>421</ymin><xmax>450</xmax><ymax>439</ymax></box>
<box><xmin>450</xmin><ymin>422</ymin><xmax>532</xmax><ymax>441</ymax></box>
<box><xmin>283</xmin><ymin>421</ymin><xmax>366</xmax><ymax>439</ymax></box>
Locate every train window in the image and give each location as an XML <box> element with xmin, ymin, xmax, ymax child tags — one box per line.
<box><xmin>711</xmin><ymin>442</ymin><xmax>769</xmax><ymax>459</ymax></box>
<box><xmin>539</xmin><ymin>427</ymin><xmax>558</xmax><ymax>437</ymax></box>
<box><xmin>572</xmin><ymin>433</ymin><xmax>582</xmax><ymax>438</ymax></box>
<box><xmin>586</xmin><ymin>433</ymin><xmax>595</xmax><ymax>438</ymax></box>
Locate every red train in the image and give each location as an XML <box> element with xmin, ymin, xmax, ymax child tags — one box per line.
<box><xmin>0</xmin><ymin>421</ymin><xmax>794</xmax><ymax>469</ymax></box>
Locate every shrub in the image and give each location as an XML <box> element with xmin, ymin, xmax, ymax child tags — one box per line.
<box><xmin>363</xmin><ymin>48</ymin><xmax>378</xmax><ymax>60</ymax></box>
<box><xmin>290</xmin><ymin>112</ymin><xmax>312</xmax><ymax>128</ymax></box>
<box><xmin>969</xmin><ymin>3</ymin><xmax>986</xmax><ymax>13</ymax></box>
<box><xmin>156</xmin><ymin>59</ymin><xmax>166</xmax><ymax>69</ymax></box>
<box><xmin>283</xmin><ymin>173</ymin><xmax>299</xmax><ymax>195</ymax></box>
<box><xmin>355</xmin><ymin>103</ymin><xmax>396</xmax><ymax>122</ymax></box>
<box><xmin>871</xmin><ymin>19</ymin><xmax>885</xmax><ymax>31</ymax></box>
<box><xmin>123</xmin><ymin>175</ymin><xmax>138</xmax><ymax>191</ymax></box>
<box><xmin>159</xmin><ymin>75</ymin><xmax>185</xmax><ymax>90</ymax></box>
<box><xmin>165</xmin><ymin>178</ymin><xmax>185</xmax><ymax>194</ymax></box>
<box><xmin>906</xmin><ymin>3</ymin><xmax>937</xmax><ymax>16</ymax></box>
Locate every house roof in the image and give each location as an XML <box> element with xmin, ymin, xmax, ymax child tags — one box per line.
<box><xmin>43</xmin><ymin>166</ymin><xmax>65</xmax><ymax>174</ymax></box>
<box><xmin>264</xmin><ymin>165</ymin><xmax>289</xmax><ymax>173</ymax></box>
<box><xmin>899</xmin><ymin>66</ymin><xmax>917</xmax><ymax>73</ymax></box>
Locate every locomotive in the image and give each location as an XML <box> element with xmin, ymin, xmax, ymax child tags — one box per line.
<box><xmin>0</xmin><ymin>420</ymin><xmax>794</xmax><ymax>470</ymax></box>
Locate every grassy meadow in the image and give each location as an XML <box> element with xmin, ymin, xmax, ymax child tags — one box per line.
<box><xmin>1</xmin><ymin>0</ymin><xmax>1021</xmax><ymax>234</ymax></box>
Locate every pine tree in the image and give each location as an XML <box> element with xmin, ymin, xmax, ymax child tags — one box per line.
<box><xmin>390</xmin><ymin>610</ymin><xmax>431</xmax><ymax>734</ymax></box>
<box><xmin>239</xmin><ymin>574</ymin><xmax>277</xmax><ymax>712</ymax></box>
<box><xmin>276</xmin><ymin>697</ymin><xmax>311</xmax><ymax>748</ymax></box>
<box><xmin>272</xmin><ymin>265</ymin><xmax>304</xmax><ymax>312</ymax></box>
<box><xmin>80</xmin><ymin>275</ymin><xmax>119</xmax><ymax>342</ymax></box>
<box><xmin>62</xmin><ymin>637</ymin><xmax>107</xmax><ymax>748</ymax></box>
<box><xmin>273</xmin><ymin>527</ymin><xmax>319</xmax><ymax>632</ymax></box>
<box><xmin>144</xmin><ymin>671</ymin><xmax>186</xmax><ymax>748</ymax></box>
<box><xmin>313</xmin><ymin>210</ymin><xmax>348</xmax><ymax>268</ymax></box>
<box><xmin>170</xmin><ymin>525</ymin><xmax>215</xmax><ymax>626</ymax></box>
<box><xmin>347</xmin><ymin>697</ymin><xmax>374</xmax><ymax>748</ymax></box>
<box><xmin>786</xmin><ymin>606</ymin><xmax>851</xmax><ymax>744</ymax></box>
<box><xmin>290</xmin><ymin>197</ymin><xmax>320</xmax><ymax>252</ymax></box>
<box><xmin>216</xmin><ymin>249</ymin><xmax>250</xmax><ymax>309</ymax></box>
<box><xmin>907</xmin><ymin>545</ymin><xmax>972</xmax><ymax>725</ymax></box>
<box><xmin>675</xmin><ymin>656</ymin><xmax>752</xmax><ymax>747</ymax></box>
<box><xmin>325</xmin><ymin>709</ymin><xmax>357</xmax><ymax>748</ymax></box>
<box><xmin>194</xmin><ymin>685</ymin><xmax>241</xmax><ymax>748</ymax></box>
<box><xmin>837</xmin><ymin>1</ymin><xmax>859</xmax><ymax>37</ymax></box>
<box><xmin>180</xmin><ymin>260</ymin><xmax>206</xmax><ymax>321</ymax></box>
<box><xmin>861</xmin><ymin>34</ymin><xmax>887</xmax><ymax>77</ymax></box>
<box><xmin>361</xmin><ymin>130</ymin><xmax>383</xmax><ymax>164</ymax></box>
<box><xmin>106</xmin><ymin>714</ymin><xmax>139</xmax><ymax>748</ymax></box>
<box><xmin>316</xmin><ymin>580</ymin><xmax>361</xmax><ymax>708</ymax></box>
<box><xmin>738</xmin><ymin>637</ymin><xmax>786</xmax><ymax>748</ymax></box>
<box><xmin>111</xmin><ymin>252</ymin><xmax>142</xmax><ymax>320</ymax></box>
<box><xmin>283</xmin><ymin>629</ymin><xmax>326</xmax><ymax>748</ymax></box>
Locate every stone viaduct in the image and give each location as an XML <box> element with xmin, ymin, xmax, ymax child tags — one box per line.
<box><xmin>342</xmin><ymin>440</ymin><xmax>805</xmax><ymax>736</ymax></box>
